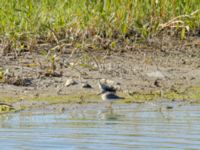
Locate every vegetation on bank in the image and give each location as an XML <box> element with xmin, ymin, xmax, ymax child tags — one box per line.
<box><xmin>0</xmin><ymin>0</ymin><xmax>200</xmax><ymax>53</ymax></box>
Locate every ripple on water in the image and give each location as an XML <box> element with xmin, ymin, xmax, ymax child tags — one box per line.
<box><xmin>0</xmin><ymin>103</ymin><xmax>200</xmax><ymax>150</ymax></box>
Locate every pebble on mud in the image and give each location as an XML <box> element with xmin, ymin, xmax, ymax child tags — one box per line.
<box><xmin>154</xmin><ymin>79</ymin><xmax>162</xmax><ymax>87</ymax></box>
<box><xmin>166</xmin><ymin>105</ymin><xmax>173</xmax><ymax>109</ymax></box>
<box><xmin>146</xmin><ymin>70</ymin><xmax>165</xmax><ymax>79</ymax></box>
<box><xmin>65</xmin><ymin>78</ymin><xmax>77</xmax><ymax>87</ymax></box>
<box><xmin>59</xmin><ymin>107</ymin><xmax>65</xmax><ymax>113</ymax></box>
<box><xmin>81</xmin><ymin>82</ymin><xmax>92</xmax><ymax>88</ymax></box>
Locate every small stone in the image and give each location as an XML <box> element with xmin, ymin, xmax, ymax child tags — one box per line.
<box><xmin>56</xmin><ymin>88</ymin><xmax>62</xmax><ymax>95</ymax></box>
<box><xmin>147</xmin><ymin>70</ymin><xmax>165</xmax><ymax>79</ymax></box>
<box><xmin>127</xmin><ymin>91</ymin><xmax>138</xmax><ymax>96</ymax></box>
<box><xmin>166</xmin><ymin>106</ymin><xmax>173</xmax><ymax>109</ymax></box>
<box><xmin>60</xmin><ymin>107</ymin><xmax>65</xmax><ymax>112</ymax></box>
<box><xmin>65</xmin><ymin>78</ymin><xmax>77</xmax><ymax>87</ymax></box>
<box><xmin>81</xmin><ymin>82</ymin><xmax>92</xmax><ymax>88</ymax></box>
<box><xmin>154</xmin><ymin>79</ymin><xmax>162</xmax><ymax>87</ymax></box>
<box><xmin>116</xmin><ymin>82</ymin><xmax>121</xmax><ymax>85</ymax></box>
<box><xmin>34</xmin><ymin>93</ymin><xmax>39</xmax><ymax>97</ymax></box>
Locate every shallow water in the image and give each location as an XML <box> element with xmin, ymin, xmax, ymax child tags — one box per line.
<box><xmin>0</xmin><ymin>102</ymin><xmax>200</xmax><ymax>150</ymax></box>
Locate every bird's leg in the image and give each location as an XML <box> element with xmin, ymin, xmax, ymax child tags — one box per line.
<box><xmin>106</xmin><ymin>102</ymin><xmax>113</xmax><ymax>109</ymax></box>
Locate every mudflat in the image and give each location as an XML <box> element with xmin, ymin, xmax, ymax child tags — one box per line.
<box><xmin>1</xmin><ymin>36</ymin><xmax>200</xmax><ymax>113</ymax></box>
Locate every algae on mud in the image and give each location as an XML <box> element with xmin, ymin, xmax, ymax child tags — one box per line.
<box><xmin>1</xmin><ymin>84</ymin><xmax>200</xmax><ymax>114</ymax></box>
<box><xmin>0</xmin><ymin>104</ymin><xmax>15</xmax><ymax>114</ymax></box>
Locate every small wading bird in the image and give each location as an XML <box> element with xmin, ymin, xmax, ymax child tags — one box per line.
<box><xmin>98</xmin><ymin>80</ymin><xmax>124</xmax><ymax>107</ymax></box>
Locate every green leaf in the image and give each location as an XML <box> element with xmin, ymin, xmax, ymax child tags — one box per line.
<box><xmin>181</xmin><ymin>28</ymin><xmax>186</xmax><ymax>40</ymax></box>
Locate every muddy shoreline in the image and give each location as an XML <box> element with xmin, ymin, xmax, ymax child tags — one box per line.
<box><xmin>1</xmin><ymin>36</ymin><xmax>200</xmax><ymax>113</ymax></box>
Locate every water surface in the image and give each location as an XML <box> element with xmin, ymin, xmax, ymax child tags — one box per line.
<box><xmin>0</xmin><ymin>102</ymin><xmax>200</xmax><ymax>150</ymax></box>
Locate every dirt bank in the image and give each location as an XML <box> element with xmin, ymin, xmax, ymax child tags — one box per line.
<box><xmin>1</xmin><ymin>36</ymin><xmax>200</xmax><ymax>113</ymax></box>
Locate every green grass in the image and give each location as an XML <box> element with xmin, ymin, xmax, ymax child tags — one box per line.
<box><xmin>0</xmin><ymin>0</ymin><xmax>200</xmax><ymax>51</ymax></box>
